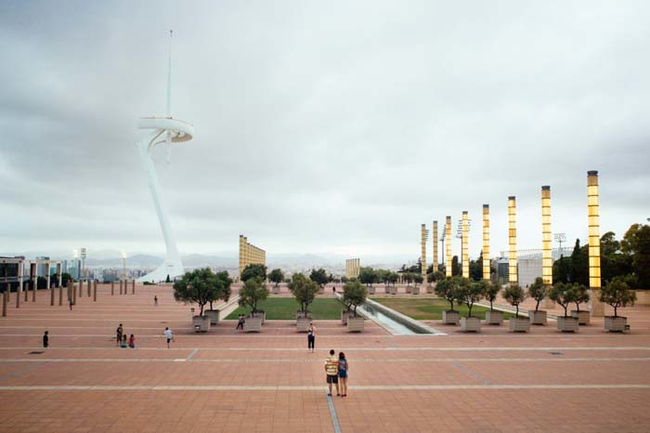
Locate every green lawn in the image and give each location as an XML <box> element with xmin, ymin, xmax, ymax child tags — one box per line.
<box><xmin>226</xmin><ymin>298</ymin><xmax>345</xmax><ymax>320</ymax></box>
<box><xmin>371</xmin><ymin>297</ymin><xmax>514</xmax><ymax>321</ymax></box>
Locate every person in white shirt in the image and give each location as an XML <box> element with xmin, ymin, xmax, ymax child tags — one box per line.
<box><xmin>164</xmin><ymin>327</ymin><xmax>174</xmax><ymax>348</ymax></box>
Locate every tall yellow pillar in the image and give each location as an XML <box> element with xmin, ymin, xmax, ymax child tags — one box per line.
<box><xmin>482</xmin><ymin>205</ymin><xmax>490</xmax><ymax>281</ymax></box>
<box><xmin>461</xmin><ymin>211</ymin><xmax>469</xmax><ymax>279</ymax></box>
<box><xmin>541</xmin><ymin>186</ymin><xmax>552</xmax><ymax>285</ymax></box>
<box><xmin>421</xmin><ymin>224</ymin><xmax>427</xmax><ymax>278</ymax></box>
<box><xmin>588</xmin><ymin>171</ymin><xmax>604</xmax><ymax>316</ymax></box>
<box><xmin>508</xmin><ymin>196</ymin><xmax>517</xmax><ymax>284</ymax></box>
<box><xmin>432</xmin><ymin>221</ymin><xmax>438</xmax><ymax>273</ymax></box>
<box><xmin>445</xmin><ymin>216</ymin><xmax>452</xmax><ymax>277</ymax></box>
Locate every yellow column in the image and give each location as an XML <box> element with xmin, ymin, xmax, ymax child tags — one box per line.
<box><xmin>588</xmin><ymin>171</ymin><xmax>604</xmax><ymax>316</ymax></box>
<box><xmin>432</xmin><ymin>221</ymin><xmax>438</xmax><ymax>273</ymax></box>
<box><xmin>421</xmin><ymin>224</ymin><xmax>427</xmax><ymax>278</ymax></box>
<box><xmin>482</xmin><ymin>205</ymin><xmax>490</xmax><ymax>281</ymax></box>
<box><xmin>445</xmin><ymin>216</ymin><xmax>452</xmax><ymax>277</ymax></box>
<box><xmin>541</xmin><ymin>186</ymin><xmax>552</xmax><ymax>285</ymax></box>
<box><xmin>508</xmin><ymin>196</ymin><xmax>517</xmax><ymax>284</ymax></box>
<box><xmin>461</xmin><ymin>211</ymin><xmax>469</xmax><ymax>278</ymax></box>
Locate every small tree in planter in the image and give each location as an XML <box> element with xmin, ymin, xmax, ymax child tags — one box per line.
<box><xmin>458</xmin><ymin>280</ymin><xmax>486</xmax><ymax>332</ymax></box>
<box><xmin>205</xmin><ymin>271</ymin><xmax>233</xmax><ymax>325</ymax></box>
<box><xmin>240</xmin><ymin>263</ymin><xmax>267</xmax><ymax>283</ymax></box>
<box><xmin>435</xmin><ymin>277</ymin><xmax>464</xmax><ymax>325</ymax></box>
<box><xmin>269</xmin><ymin>268</ymin><xmax>284</xmax><ymax>294</ymax></box>
<box><xmin>570</xmin><ymin>283</ymin><xmax>591</xmax><ymax>325</ymax></box>
<box><xmin>342</xmin><ymin>280</ymin><xmax>368</xmax><ymax>332</ymax></box>
<box><xmin>388</xmin><ymin>272</ymin><xmax>399</xmax><ymax>294</ymax></box>
<box><xmin>174</xmin><ymin>268</ymin><xmax>220</xmax><ymax>332</ymax></box>
<box><xmin>600</xmin><ymin>277</ymin><xmax>636</xmax><ymax>332</ymax></box>
<box><xmin>310</xmin><ymin>268</ymin><xmax>329</xmax><ymax>294</ymax></box>
<box><xmin>288</xmin><ymin>274</ymin><xmax>319</xmax><ymax>331</ymax></box>
<box><xmin>504</xmin><ymin>284</ymin><xmax>530</xmax><ymax>332</ymax></box>
<box><xmin>413</xmin><ymin>274</ymin><xmax>424</xmax><ymax>294</ymax></box>
<box><xmin>238</xmin><ymin>277</ymin><xmax>269</xmax><ymax>332</ymax></box>
<box><xmin>549</xmin><ymin>282</ymin><xmax>579</xmax><ymax>332</ymax></box>
<box><xmin>484</xmin><ymin>282</ymin><xmax>503</xmax><ymax>325</ymax></box>
<box><xmin>527</xmin><ymin>277</ymin><xmax>549</xmax><ymax>325</ymax></box>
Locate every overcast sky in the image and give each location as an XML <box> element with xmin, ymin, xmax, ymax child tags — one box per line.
<box><xmin>1</xmin><ymin>0</ymin><xmax>649</xmax><ymax>263</ymax></box>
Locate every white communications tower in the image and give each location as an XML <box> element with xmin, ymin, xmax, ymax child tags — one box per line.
<box><xmin>136</xmin><ymin>30</ymin><xmax>194</xmax><ymax>283</ymax></box>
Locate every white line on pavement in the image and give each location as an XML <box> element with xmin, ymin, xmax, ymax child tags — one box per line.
<box><xmin>0</xmin><ymin>384</ymin><xmax>649</xmax><ymax>391</ymax></box>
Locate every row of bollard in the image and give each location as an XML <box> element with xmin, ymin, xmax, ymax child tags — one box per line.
<box><xmin>109</xmin><ymin>280</ymin><xmax>136</xmax><ymax>296</ymax></box>
<box><xmin>1</xmin><ymin>279</ymin><xmax>137</xmax><ymax>317</ymax></box>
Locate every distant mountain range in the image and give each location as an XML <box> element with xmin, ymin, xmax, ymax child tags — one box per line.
<box><xmin>1</xmin><ymin>249</ymin><xmax>415</xmax><ymax>269</ymax></box>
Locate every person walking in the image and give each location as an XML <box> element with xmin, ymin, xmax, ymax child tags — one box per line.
<box><xmin>324</xmin><ymin>349</ymin><xmax>340</xmax><ymax>396</ymax></box>
<box><xmin>164</xmin><ymin>327</ymin><xmax>174</xmax><ymax>348</ymax></box>
<box><xmin>128</xmin><ymin>334</ymin><xmax>135</xmax><ymax>348</ymax></box>
<box><xmin>236</xmin><ymin>314</ymin><xmax>245</xmax><ymax>330</ymax></box>
<box><xmin>120</xmin><ymin>334</ymin><xmax>128</xmax><ymax>348</ymax></box>
<box><xmin>116</xmin><ymin>324</ymin><xmax>123</xmax><ymax>347</ymax></box>
<box><xmin>338</xmin><ymin>352</ymin><xmax>349</xmax><ymax>397</ymax></box>
<box><xmin>307</xmin><ymin>322</ymin><xmax>315</xmax><ymax>352</ymax></box>
<box><xmin>43</xmin><ymin>331</ymin><xmax>49</xmax><ymax>349</ymax></box>
<box><xmin>154</xmin><ymin>295</ymin><xmax>158</xmax><ymax>306</ymax></box>
<box><xmin>68</xmin><ymin>297</ymin><xmax>73</xmax><ymax>311</ymax></box>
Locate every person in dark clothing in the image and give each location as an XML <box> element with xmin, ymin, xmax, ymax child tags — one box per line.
<box><xmin>236</xmin><ymin>314</ymin><xmax>245</xmax><ymax>330</ymax></box>
<box><xmin>43</xmin><ymin>331</ymin><xmax>49</xmax><ymax>348</ymax></box>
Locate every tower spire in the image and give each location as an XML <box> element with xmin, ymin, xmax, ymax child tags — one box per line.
<box><xmin>166</xmin><ymin>29</ymin><xmax>173</xmax><ymax>118</ymax></box>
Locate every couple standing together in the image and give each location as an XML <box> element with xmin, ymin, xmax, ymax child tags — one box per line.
<box><xmin>325</xmin><ymin>349</ymin><xmax>349</xmax><ymax>397</ymax></box>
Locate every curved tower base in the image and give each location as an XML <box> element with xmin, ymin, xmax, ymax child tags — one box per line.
<box><xmin>137</xmin><ymin>259</ymin><xmax>184</xmax><ymax>284</ymax></box>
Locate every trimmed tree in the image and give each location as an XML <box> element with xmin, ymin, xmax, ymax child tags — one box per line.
<box><xmin>485</xmin><ymin>282</ymin><xmax>500</xmax><ymax>311</ymax></box>
<box><xmin>572</xmin><ymin>283</ymin><xmax>590</xmax><ymax>312</ymax></box>
<box><xmin>208</xmin><ymin>270</ymin><xmax>232</xmax><ymax>311</ymax></box>
<box><xmin>549</xmin><ymin>282</ymin><xmax>577</xmax><ymax>317</ymax></box>
<box><xmin>503</xmin><ymin>284</ymin><xmax>526</xmax><ymax>317</ymax></box>
<box><xmin>528</xmin><ymin>277</ymin><xmax>548</xmax><ymax>312</ymax></box>
<box><xmin>435</xmin><ymin>277</ymin><xmax>464</xmax><ymax>312</ymax></box>
<box><xmin>173</xmin><ymin>268</ymin><xmax>221</xmax><ymax>316</ymax></box>
<box><xmin>342</xmin><ymin>279</ymin><xmax>368</xmax><ymax>317</ymax></box>
<box><xmin>309</xmin><ymin>268</ymin><xmax>329</xmax><ymax>288</ymax></box>
<box><xmin>241</xmin><ymin>264</ymin><xmax>267</xmax><ymax>283</ymax></box>
<box><xmin>459</xmin><ymin>280</ymin><xmax>487</xmax><ymax>317</ymax></box>
<box><xmin>238</xmin><ymin>276</ymin><xmax>269</xmax><ymax>317</ymax></box>
<box><xmin>599</xmin><ymin>277</ymin><xmax>637</xmax><ymax>317</ymax></box>
<box><xmin>358</xmin><ymin>267</ymin><xmax>376</xmax><ymax>286</ymax></box>
<box><xmin>268</xmin><ymin>268</ymin><xmax>284</xmax><ymax>288</ymax></box>
<box><xmin>388</xmin><ymin>272</ymin><xmax>399</xmax><ymax>286</ymax></box>
<box><xmin>414</xmin><ymin>274</ymin><xmax>424</xmax><ymax>286</ymax></box>
<box><xmin>288</xmin><ymin>273</ymin><xmax>319</xmax><ymax>313</ymax></box>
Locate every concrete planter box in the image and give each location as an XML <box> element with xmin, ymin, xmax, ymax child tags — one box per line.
<box><xmin>384</xmin><ymin>286</ymin><xmax>390</xmax><ymax>294</ymax></box>
<box><xmin>557</xmin><ymin>316</ymin><xmax>579</xmax><ymax>332</ymax></box>
<box><xmin>272</xmin><ymin>286</ymin><xmax>281</xmax><ymax>295</ymax></box>
<box><xmin>405</xmin><ymin>286</ymin><xmax>412</xmax><ymax>294</ymax></box>
<box><xmin>389</xmin><ymin>286</ymin><xmax>398</xmax><ymax>295</ymax></box>
<box><xmin>604</xmin><ymin>316</ymin><xmax>627</xmax><ymax>332</ymax></box>
<box><xmin>427</xmin><ymin>285</ymin><xmax>434</xmax><ymax>294</ymax></box>
<box><xmin>368</xmin><ymin>286</ymin><xmax>375</xmax><ymax>295</ymax></box>
<box><xmin>245</xmin><ymin>315</ymin><xmax>262</xmax><ymax>332</ymax></box>
<box><xmin>192</xmin><ymin>315</ymin><xmax>211</xmax><ymax>333</ymax></box>
<box><xmin>509</xmin><ymin>317</ymin><xmax>531</xmax><ymax>333</ymax></box>
<box><xmin>571</xmin><ymin>310</ymin><xmax>590</xmax><ymax>325</ymax></box>
<box><xmin>341</xmin><ymin>310</ymin><xmax>351</xmax><ymax>325</ymax></box>
<box><xmin>485</xmin><ymin>310</ymin><xmax>504</xmax><ymax>325</ymax></box>
<box><xmin>460</xmin><ymin>316</ymin><xmax>481</xmax><ymax>333</ymax></box>
<box><xmin>529</xmin><ymin>310</ymin><xmax>547</xmax><ymax>325</ymax></box>
<box><xmin>296</xmin><ymin>316</ymin><xmax>311</xmax><ymax>332</ymax></box>
<box><xmin>204</xmin><ymin>309</ymin><xmax>220</xmax><ymax>325</ymax></box>
<box><xmin>318</xmin><ymin>287</ymin><xmax>324</xmax><ymax>294</ymax></box>
<box><xmin>442</xmin><ymin>310</ymin><xmax>459</xmax><ymax>325</ymax></box>
<box><xmin>412</xmin><ymin>286</ymin><xmax>420</xmax><ymax>295</ymax></box>
<box><xmin>347</xmin><ymin>316</ymin><xmax>365</xmax><ymax>332</ymax></box>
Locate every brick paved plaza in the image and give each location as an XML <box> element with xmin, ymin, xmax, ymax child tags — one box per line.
<box><xmin>1</xmin><ymin>284</ymin><xmax>650</xmax><ymax>433</ymax></box>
